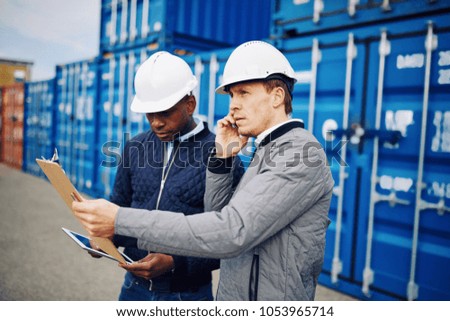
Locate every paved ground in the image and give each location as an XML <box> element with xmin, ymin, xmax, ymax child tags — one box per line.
<box><xmin>0</xmin><ymin>163</ymin><xmax>357</xmax><ymax>301</ymax></box>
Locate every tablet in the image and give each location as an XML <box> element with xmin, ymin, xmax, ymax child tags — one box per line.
<box><xmin>62</xmin><ymin>228</ymin><xmax>134</xmax><ymax>264</ymax></box>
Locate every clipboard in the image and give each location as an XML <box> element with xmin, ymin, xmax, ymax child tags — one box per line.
<box><xmin>36</xmin><ymin>158</ymin><xmax>128</xmax><ymax>264</ymax></box>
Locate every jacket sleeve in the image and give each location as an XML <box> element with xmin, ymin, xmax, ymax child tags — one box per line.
<box><xmin>115</xmin><ymin>140</ymin><xmax>333</xmax><ymax>259</ymax></box>
<box><xmin>204</xmin><ymin>155</ymin><xmax>244</xmax><ymax>211</ymax></box>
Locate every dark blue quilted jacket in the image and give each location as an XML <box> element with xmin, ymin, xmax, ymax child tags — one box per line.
<box><xmin>110</xmin><ymin>122</ymin><xmax>244</xmax><ymax>289</ymax></box>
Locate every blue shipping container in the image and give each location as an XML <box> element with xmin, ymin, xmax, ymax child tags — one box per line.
<box><xmin>95</xmin><ymin>48</ymin><xmax>149</xmax><ymax>198</ymax></box>
<box><xmin>99</xmin><ymin>0</ymin><xmax>271</xmax><ymax>54</ymax></box>
<box><xmin>276</xmin><ymin>12</ymin><xmax>450</xmax><ymax>300</ymax></box>
<box><xmin>23</xmin><ymin>79</ymin><xmax>56</xmax><ymax>177</ymax></box>
<box><xmin>55</xmin><ymin>58</ymin><xmax>99</xmax><ymax>197</ymax></box>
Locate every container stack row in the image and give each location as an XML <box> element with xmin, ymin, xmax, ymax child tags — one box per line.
<box><xmin>1</xmin><ymin>0</ymin><xmax>449</xmax><ymax>301</ymax></box>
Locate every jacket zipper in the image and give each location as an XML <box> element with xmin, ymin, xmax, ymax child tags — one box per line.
<box><xmin>155</xmin><ymin>143</ymin><xmax>178</xmax><ymax>210</ymax></box>
<box><xmin>249</xmin><ymin>253</ymin><xmax>260</xmax><ymax>300</ymax></box>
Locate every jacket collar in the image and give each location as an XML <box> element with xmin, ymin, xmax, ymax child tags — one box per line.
<box><xmin>258</xmin><ymin>120</ymin><xmax>305</xmax><ymax>147</ymax></box>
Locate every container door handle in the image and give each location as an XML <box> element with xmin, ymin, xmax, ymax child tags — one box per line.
<box><xmin>348</xmin><ymin>0</ymin><xmax>359</xmax><ymax>17</ymax></box>
<box><xmin>313</xmin><ymin>0</ymin><xmax>324</xmax><ymax>24</ymax></box>
<box><xmin>141</xmin><ymin>0</ymin><xmax>150</xmax><ymax>38</ymax></box>
<box><xmin>408</xmin><ymin>22</ymin><xmax>438</xmax><ymax>301</ymax></box>
<box><xmin>362</xmin><ymin>30</ymin><xmax>391</xmax><ymax>297</ymax></box>
<box><xmin>129</xmin><ymin>0</ymin><xmax>137</xmax><ymax>41</ymax></box>
<box><xmin>308</xmin><ymin>38</ymin><xmax>321</xmax><ymax>133</ymax></box>
<box><xmin>332</xmin><ymin>33</ymin><xmax>357</xmax><ymax>284</ymax></box>
<box><xmin>208</xmin><ymin>54</ymin><xmax>218</xmax><ymax>131</ymax></box>
<box><xmin>137</xmin><ymin>50</ymin><xmax>148</xmax><ymax>134</ymax></box>
<box><xmin>71</xmin><ymin>63</ymin><xmax>80</xmax><ymax>186</ymax></box>
<box><xmin>78</xmin><ymin>62</ymin><xmax>89</xmax><ymax>190</ymax></box>
<box><xmin>110</xmin><ymin>0</ymin><xmax>118</xmax><ymax>45</ymax></box>
<box><xmin>193</xmin><ymin>56</ymin><xmax>204</xmax><ymax>117</ymax></box>
<box><xmin>126</xmin><ymin>52</ymin><xmax>135</xmax><ymax>138</ymax></box>
<box><xmin>120</xmin><ymin>0</ymin><xmax>128</xmax><ymax>43</ymax></box>
<box><xmin>104</xmin><ymin>57</ymin><xmax>116</xmax><ymax>197</ymax></box>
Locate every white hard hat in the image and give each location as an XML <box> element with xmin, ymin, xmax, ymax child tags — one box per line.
<box><xmin>131</xmin><ymin>51</ymin><xmax>198</xmax><ymax>113</ymax></box>
<box><xmin>216</xmin><ymin>41</ymin><xmax>297</xmax><ymax>95</ymax></box>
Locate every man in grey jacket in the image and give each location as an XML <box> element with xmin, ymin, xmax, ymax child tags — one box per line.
<box><xmin>73</xmin><ymin>41</ymin><xmax>334</xmax><ymax>301</ymax></box>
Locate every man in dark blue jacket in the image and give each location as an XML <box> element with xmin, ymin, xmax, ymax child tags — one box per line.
<box><xmin>109</xmin><ymin>51</ymin><xmax>244</xmax><ymax>300</ymax></box>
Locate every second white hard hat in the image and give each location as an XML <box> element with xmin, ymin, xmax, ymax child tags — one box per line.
<box><xmin>216</xmin><ymin>41</ymin><xmax>297</xmax><ymax>95</ymax></box>
<box><xmin>131</xmin><ymin>51</ymin><xmax>198</xmax><ymax>113</ymax></box>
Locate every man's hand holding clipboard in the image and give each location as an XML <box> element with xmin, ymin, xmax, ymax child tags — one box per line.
<box><xmin>36</xmin><ymin>150</ymin><xmax>127</xmax><ymax>264</ymax></box>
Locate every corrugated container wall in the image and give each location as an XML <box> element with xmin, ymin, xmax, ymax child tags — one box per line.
<box><xmin>0</xmin><ymin>83</ymin><xmax>24</xmax><ymax>169</ymax></box>
<box><xmin>271</xmin><ymin>0</ymin><xmax>450</xmax><ymax>39</ymax></box>
<box><xmin>55</xmin><ymin>59</ymin><xmax>99</xmax><ymax>197</ymax></box>
<box><xmin>272</xmin><ymin>10</ymin><xmax>450</xmax><ymax>300</ymax></box>
<box><xmin>95</xmin><ymin>48</ymin><xmax>149</xmax><ymax>198</ymax></box>
<box><xmin>23</xmin><ymin>79</ymin><xmax>56</xmax><ymax>177</ymax></box>
<box><xmin>99</xmin><ymin>0</ymin><xmax>271</xmax><ymax>54</ymax></box>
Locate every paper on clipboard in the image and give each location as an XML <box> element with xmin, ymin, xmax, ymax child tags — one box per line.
<box><xmin>36</xmin><ymin>158</ymin><xmax>127</xmax><ymax>264</ymax></box>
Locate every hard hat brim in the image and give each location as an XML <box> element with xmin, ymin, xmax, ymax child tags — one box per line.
<box><xmin>131</xmin><ymin>78</ymin><xmax>198</xmax><ymax>113</ymax></box>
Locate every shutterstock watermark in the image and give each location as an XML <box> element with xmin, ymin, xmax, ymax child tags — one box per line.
<box><xmin>99</xmin><ymin>134</ymin><xmax>348</xmax><ymax>169</ymax></box>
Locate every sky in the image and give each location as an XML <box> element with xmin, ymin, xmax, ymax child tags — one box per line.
<box><xmin>0</xmin><ymin>0</ymin><xmax>101</xmax><ymax>81</ymax></box>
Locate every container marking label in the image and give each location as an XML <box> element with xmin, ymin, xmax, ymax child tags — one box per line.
<box><xmin>438</xmin><ymin>69</ymin><xmax>450</xmax><ymax>85</ymax></box>
<box><xmin>438</xmin><ymin>50</ymin><xmax>450</xmax><ymax>67</ymax></box>
<box><xmin>396</xmin><ymin>53</ymin><xmax>424</xmax><ymax>69</ymax></box>
<box><xmin>380</xmin><ymin>175</ymin><xmax>413</xmax><ymax>192</ymax></box>
<box><xmin>385</xmin><ymin>110</ymin><xmax>414</xmax><ymax>137</ymax></box>
<box><xmin>432</xmin><ymin>111</ymin><xmax>450</xmax><ymax>153</ymax></box>
<box><xmin>429</xmin><ymin>182</ymin><xmax>450</xmax><ymax>199</ymax></box>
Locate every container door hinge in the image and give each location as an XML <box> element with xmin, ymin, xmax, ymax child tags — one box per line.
<box><xmin>420</xmin><ymin>198</ymin><xmax>450</xmax><ymax>216</ymax></box>
<box><xmin>313</xmin><ymin>0</ymin><xmax>324</xmax><ymax>24</ymax></box>
<box><xmin>381</xmin><ymin>0</ymin><xmax>391</xmax><ymax>12</ymax></box>
<box><xmin>362</xmin><ymin>267</ymin><xmax>374</xmax><ymax>296</ymax></box>
<box><xmin>331</xmin><ymin>258</ymin><xmax>343</xmax><ymax>284</ymax></box>
<box><xmin>407</xmin><ymin>281</ymin><xmax>419</xmax><ymax>301</ymax></box>
<box><xmin>373</xmin><ymin>190</ymin><xmax>410</xmax><ymax>207</ymax></box>
<box><xmin>348</xmin><ymin>0</ymin><xmax>359</xmax><ymax>17</ymax></box>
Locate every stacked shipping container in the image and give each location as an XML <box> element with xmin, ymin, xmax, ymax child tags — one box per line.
<box><xmin>23</xmin><ymin>79</ymin><xmax>56</xmax><ymax>176</ymax></box>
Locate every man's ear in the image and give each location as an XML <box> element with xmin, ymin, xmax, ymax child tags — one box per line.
<box><xmin>272</xmin><ymin>87</ymin><xmax>285</xmax><ymax>109</ymax></box>
<box><xmin>186</xmin><ymin>95</ymin><xmax>196</xmax><ymax>115</ymax></box>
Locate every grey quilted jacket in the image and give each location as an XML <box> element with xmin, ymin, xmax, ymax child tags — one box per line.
<box><xmin>116</xmin><ymin>121</ymin><xmax>334</xmax><ymax>300</ymax></box>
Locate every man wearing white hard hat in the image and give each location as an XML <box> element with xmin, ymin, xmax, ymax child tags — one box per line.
<box><xmin>108</xmin><ymin>51</ymin><xmax>244</xmax><ymax>301</ymax></box>
<box><xmin>74</xmin><ymin>41</ymin><xmax>334</xmax><ymax>300</ymax></box>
